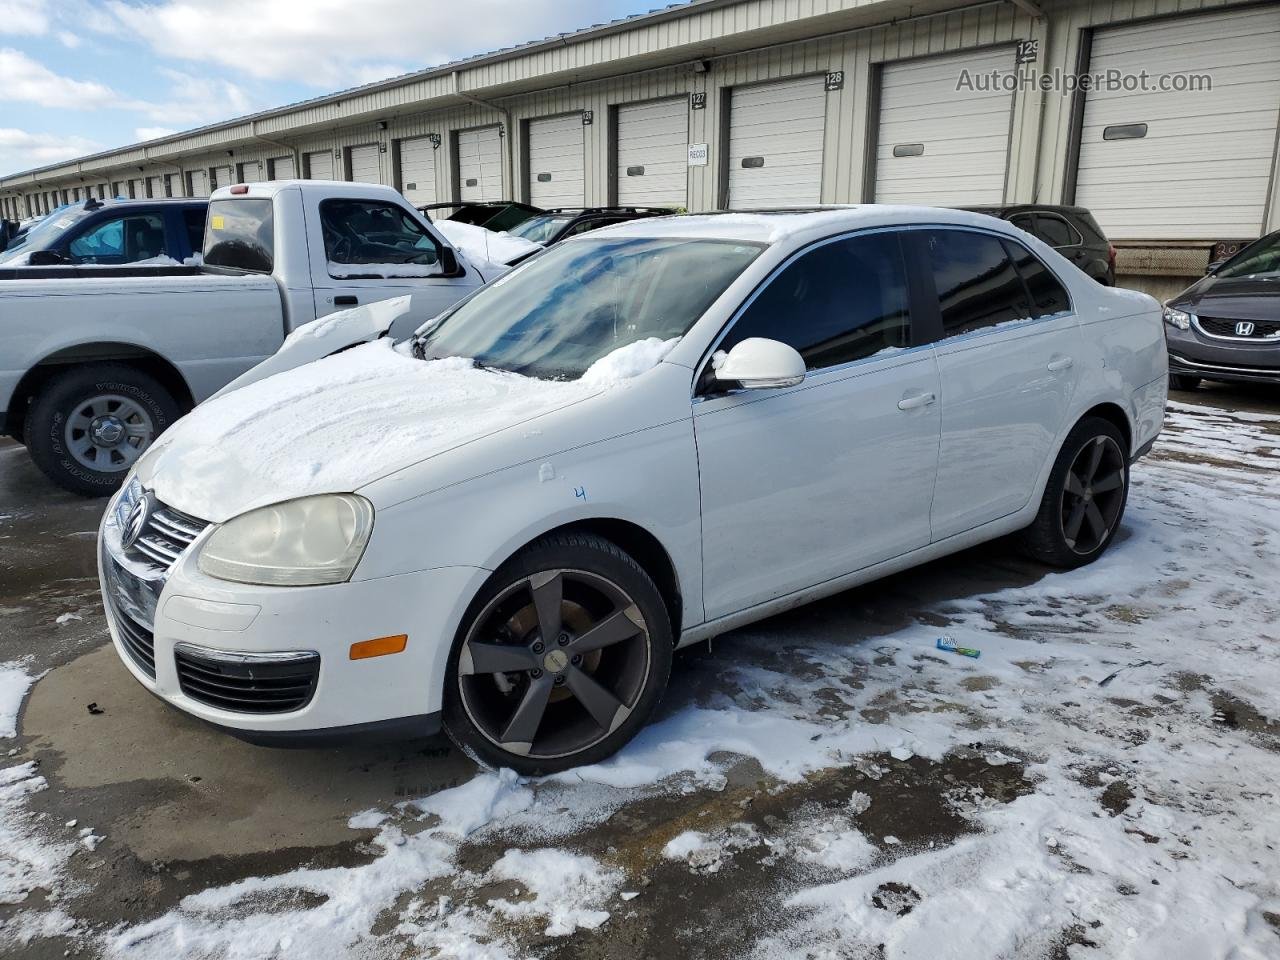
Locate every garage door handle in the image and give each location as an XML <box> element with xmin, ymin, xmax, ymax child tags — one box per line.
<box><xmin>1047</xmin><ymin>356</ymin><xmax>1074</xmax><ymax>372</ymax></box>
<box><xmin>897</xmin><ymin>392</ymin><xmax>936</xmax><ymax>411</ymax></box>
<box><xmin>334</xmin><ymin>295</ymin><xmax>358</xmax><ymax>306</ymax></box>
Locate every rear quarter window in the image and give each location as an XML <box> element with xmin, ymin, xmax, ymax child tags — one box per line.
<box><xmin>204</xmin><ymin>198</ymin><xmax>274</xmax><ymax>273</ymax></box>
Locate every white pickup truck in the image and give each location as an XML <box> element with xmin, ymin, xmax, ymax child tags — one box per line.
<box><xmin>1</xmin><ymin>180</ymin><xmax>500</xmax><ymax>495</ymax></box>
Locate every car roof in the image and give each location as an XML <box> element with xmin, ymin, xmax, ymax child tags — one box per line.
<box><xmin>586</xmin><ymin>205</ymin><xmax>1022</xmax><ymax>245</ymax></box>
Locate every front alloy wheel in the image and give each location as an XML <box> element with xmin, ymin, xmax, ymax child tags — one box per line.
<box><xmin>443</xmin><ymin>534</ymin><xmax>673</xmax><ymax>774</ymax></box>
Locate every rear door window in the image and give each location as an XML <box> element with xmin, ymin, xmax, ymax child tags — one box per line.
<box><xmin>67</xmin><ymin>214</ymin><xmax>166</xmax><ymax>264</ymax></box>
<box><xmin>182</xmin><ymin>208</ymin><xmax>206</xmax><ymax>258</ymax></box>
<box><xmin>204</xmin><ymin>198</ymin><xmax>274</xmax><ymax>273</ymax></box>
<box><xmin>720</xmin><ymin>231</ymin><xmax>912</xmax><ymax>370</ymax></box>
<box><xmin>1003</xmin><ymin>239</ymin><xmax>1072</xmax><ymax>318</ymax></box>
<box><xmin>1033</xmin><ymin>213</ymin><xmax>1081</xmax><ymax>248</ymax></box>
<box><xmin>920</xmin><ymin>229</ymin><xmax>1031</xmax><ymax>338</ymax></box>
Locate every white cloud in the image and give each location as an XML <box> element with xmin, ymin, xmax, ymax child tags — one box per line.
<box><xmin>0</xmin><ymin>128</ymin><xmax>100</xmax><ymax>176</ymax></box>
<box><xmin>101</xmin><ymin>0</ymin><xmax>615</xmax><ymax>87</ymax></box>
<box><xmin>55</xmin><ymin>29</ymin><xmax>81</xmax><ymax>48</ymax></box>
<box><xmin>134</xmin><ymin>126</ymin><xmax>177</xmax><ymax>141</ymax></box>
<box><xmin>0</xmin><ymin>47</ymin><xmax>129</xmax><ymax>109</ymax></box>
<box><xmin>0</xmin><ymin>0</ymin><xmax>49</xmax><ymax>36</ymax></box>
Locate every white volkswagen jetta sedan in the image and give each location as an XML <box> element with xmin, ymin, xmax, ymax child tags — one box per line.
<box><xmin>99</xmin><ymin>207</ymin><xmax>1168</xmax><ymax>773</ymax></box>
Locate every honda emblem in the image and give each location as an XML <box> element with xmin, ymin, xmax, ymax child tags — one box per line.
<box><xmin>1235</xmin><ymin>321</ymin><xmax>1255</xmax><ymax>337</ymax></box>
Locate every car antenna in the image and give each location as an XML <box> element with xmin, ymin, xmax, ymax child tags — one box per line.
<box><xmin>84</xmin><ymin>197</ymin><xmax>104</xmax><ymax>211</ymax></box>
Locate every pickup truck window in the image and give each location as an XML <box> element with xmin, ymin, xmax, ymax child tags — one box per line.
<box><xmin>68</xmin><ymin>214</ymin><xmax>164</xmax><ymax>263</ymax></box>
<box><xmin>320</xmin><ymin>199</ymin><xmax>441</xmax><ymax>277</ymax></box>
<box><xmin>205</xmin><ymin>198</ymin><xmax>274</xmax><ymax>273</ymax></box>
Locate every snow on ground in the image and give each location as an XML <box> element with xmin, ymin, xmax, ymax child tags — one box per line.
<box><xmin>7</xmin><ymin>397</ymin><xmax>1280</xmax><ymax>958</ymax></box>
<box><xmin>0</xmin><ymin>663</ymin><xmax>80</xmax><ymax>943</ymax></box>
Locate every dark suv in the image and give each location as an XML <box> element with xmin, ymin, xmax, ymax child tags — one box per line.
<box><xmin>1162</xmin><ymin>229</ymin><xmax>1280</xmax><ymax>390</ymax></box>
<box><xmin>0</xmin><ymin>197</ymin><xmax>207</xmax><ymax>270</ymax></box>
<box><xmin>965</xmin><ymin>204</ymin><xmax>1116</xmax><ymax>285</ymax></box>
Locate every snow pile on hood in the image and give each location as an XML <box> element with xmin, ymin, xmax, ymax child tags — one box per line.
<box><xmin>143</xmin><ymin>335</ymin><xmax>676</xmax><ymax>521</ymax></box>
<box><xmin>434</xmin><ymin>219</ymin><xmax>541</xmax><ymax>267</ymax></box>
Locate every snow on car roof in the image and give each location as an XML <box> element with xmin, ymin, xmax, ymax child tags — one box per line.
<box><xmin>582</xmin><ymin>204</ymin><xmax>1018</xmax><ymax>245</ymax></box>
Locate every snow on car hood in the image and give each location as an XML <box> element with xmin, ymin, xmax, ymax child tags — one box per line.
<box><xmin>137</xmin><ymin>335</ymin><xmax>679</xmax><ymax>523</ymax></box>
<box><xmin>434</xmin><ymin>220</ymin><xmax>542</xmax><ymax>267</ymax></box>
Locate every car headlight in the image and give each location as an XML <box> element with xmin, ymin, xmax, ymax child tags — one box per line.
<box><xmin>197</xmin><ymin>494</ymin><xmax>374</xmax><ymax>586</ymax></box>
<box><xmin>1162</xmin><ymin>305</ymin><xmax>1192</xmax><ymax>330</ymax></box>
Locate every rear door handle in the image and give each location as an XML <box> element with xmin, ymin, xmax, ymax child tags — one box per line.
<box><xmin>1047</xmin><ymin>356</ymin><xmax>1074</xmax><ymax>372</ymax></box>
<box><xmin>897</xmin><ymin>391</ymin><xmax>936</xmax><ymax>411</ymax></box>
<box><xmin>334</xmin><ymin>295</ymin><xmax>358</xmax><ymax>306</ymax></box>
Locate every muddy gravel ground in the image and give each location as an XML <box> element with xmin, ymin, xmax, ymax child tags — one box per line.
<box><xmin>1</xmin><ymin>382</ymin><xmax>1278</xmax><ymax>960</ymax></box>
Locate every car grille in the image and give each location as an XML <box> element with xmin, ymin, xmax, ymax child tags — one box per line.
<box><xmin>112</xmin><ymin>602</ymin><xmax>157</xmax><ymax>679</ymax></box>
<box><xmin>174</xmin><ymin>645</ymin><xmax>321</xmax><ymax>714</ymax></box>
<box><xmin>1197</xmin><ymin>315</ymin><xmax>1280</xmax><ymax>339</ymax></box>
<box><xmin>128</xmin><ymin>502</ymin><xmax>210</xmax><ymax>569</ymax></box>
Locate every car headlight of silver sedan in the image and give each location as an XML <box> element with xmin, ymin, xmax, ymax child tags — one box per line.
<box><xmin>1162</xmin><ymin>305</ymin><xmax>1192</xmax><ymax>330</ymax></box>
<box><xmin>197</xmin><ymin>494</ymin><xmax>374</xmax><ymax>586</ymax></box>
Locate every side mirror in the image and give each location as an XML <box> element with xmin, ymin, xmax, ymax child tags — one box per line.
<box><xmin>28</xmin><ymin>249</ymin><xmax>68</xmax><ymax>266</ymax></box>
<box><xmin>440</xmin><ymin>246</ymin><xmax>459</xmax><ymax>275</ymax></box>
<box><xmin>713</xmin><ymin>337</ymin><xmax>805</xmax><ymax>390</ymax></box>
<box><xmin>1205</xmin><ymin>260</ymin><xmax>1224</xmax><ymax>276</ymax></box>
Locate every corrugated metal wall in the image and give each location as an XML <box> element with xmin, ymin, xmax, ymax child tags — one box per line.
<box><xmin>4</xmin><ymin>0</ymin><xmax>1276</xmax><ymax>279</ymax></box>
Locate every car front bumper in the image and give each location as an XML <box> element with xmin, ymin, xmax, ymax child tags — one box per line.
<box><xmin>1164</xmin><ymin>322</ymin><xmax>1280</xmax><ymax>384</ymax></box>
<box><xmin>98</xmin><ymin>485</ymin><xmax>489</xmax><ymax>744</ymax></box>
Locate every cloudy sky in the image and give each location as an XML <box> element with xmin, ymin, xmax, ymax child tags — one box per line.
<box><xmin>0</xmin><ymin>0</ymin><xmax>649</xmax><ymax>177</ymax></box>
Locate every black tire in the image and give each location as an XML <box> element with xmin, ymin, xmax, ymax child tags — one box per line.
<box><xmin>443</xmin><ymin>532</ymin><xmax>673</xmax><ymax>775</ymax></box>
<box><xmin>23</xmin><ymin>363</ymin><xmax>180</xmax><ymax>497</ymax></box>
<box><xmin>1168</xmin><ymin>374</ymin><xmax>1201</xmax><ymax>391</ymax></box>
<box><xmin>1019</xmin><ymin>416</ymin><xmax>1130</xmax><ymax>569</ymax></box>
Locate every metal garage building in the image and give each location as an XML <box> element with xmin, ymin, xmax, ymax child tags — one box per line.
<box><xmin>3</xmin><ymin>0</ymin><xmax>1278</xmax><ymax>296</ymax></box>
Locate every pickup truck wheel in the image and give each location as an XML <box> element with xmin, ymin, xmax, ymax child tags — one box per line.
<box><xmin>24</xmin><ymin>364</ymin><xmax>179</xmax><ymax>497</ymax></box>
<box><xmin>443</xmin><ymin>533</ymin><xmax>673</xmax><ymax>775</ymax></box>
<box><xmin>1018</xmin><ymin>417</ymin><xmax>1129</xmax><ymax>569</ymax></box>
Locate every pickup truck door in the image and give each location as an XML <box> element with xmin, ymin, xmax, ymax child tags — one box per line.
<box><xmin>304</xmin><ymin>194</ymin><xmax>483</xmax><ymax>337</ymax></box>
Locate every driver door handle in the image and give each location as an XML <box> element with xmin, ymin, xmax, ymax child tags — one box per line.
<box><xmin>897</xmin><ymin>391</ymin><xmax>936</xmax><ymax>411</ymax></box>
<box><xmin>1047</xmin><ymin>356</ymin><xmax>1074</xmax><ymax>372</ymax></box>
<box><xmin>333</xmin><ymin>295</ymin><xmax>358</xmax><ymax>306</ymax></box>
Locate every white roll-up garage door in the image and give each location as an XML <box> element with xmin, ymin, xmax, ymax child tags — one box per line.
<box><xmin>348</xmin><ymin>144</ymin><xmax>381</xmax><ymax>184</ymax></box>
<box><xmin>616</xmin><ymin>97</ymin><xmax>689</xmax><ymax>208</ymax></box>
<box><xmin>187</xmin><ymin>170</ymin><xmax>208</xmax><ymax>197</ymax></box>
<box><xmin>210</xmin><ymin>166</ymin><xmax>232</xmax><ymax>191</ymax></box>
<box><xmin>129</xmin><ymin>179</ymin><xmax>145</xmax><ymax>199</ymax></box>
<box><xmin>527</xmin><ymin>114</ymin><xmax>585</xmax><ymax>208</ymax></box>
<box><xmin>728</xmin><ymin>76</ymin><xmax>826</xmax><ymax>208</ymax></box>
<box><xmin>146</xmin><ymin>175</ymin><xmax>164</xmax><ymax>198</ymax></box>
<box><xmin>399</xmin><ymin>137</ymin><xmax>437</xmax><ymax>204</ymax></box>
<box><xmin>268</xmin><ymin>156</ymin><xmax>295</xmax><ymax>180</ymax></box>
<box><xmin>874</xmin><ymin>47</ymin><xmax>1016</xmax><ymax>206</ymax></box>
<box><xmin>305</xmin><ymin>151</ymin><xmax>334</xmax><ymax>180</ymax></box>
<box><xmin>457</xmin><ymin>126</ymin><xmax>505</xmax><ymax>202</ymax></box>
<box><xmin>1075</xmin><ymin>7</ymin><xmax>1280</xmax><ymax>240</ymax></box>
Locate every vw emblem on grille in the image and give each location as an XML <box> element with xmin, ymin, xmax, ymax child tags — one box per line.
<box><xmin>1235</xmin><ymin>321</ymin><xmax>1256</xmax><ymax>337</ymax></box>
<box><xmin>121</xmin><ymin>492</ymin><xmax>153</xmax><ymax>550</ymax></box>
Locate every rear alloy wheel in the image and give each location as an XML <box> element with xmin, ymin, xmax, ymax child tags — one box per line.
<box><xmin>443</xmin><ymin>534</ymin><xmax>672</xmax><ymax>774</ymax></box>
<box><xmin>1019</xmin><ymin>417</ymin><xmax>1129</xmax><ymax>569</ymax></box>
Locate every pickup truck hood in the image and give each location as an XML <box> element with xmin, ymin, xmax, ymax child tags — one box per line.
<box><xmin>136</xmin><ymin>330</ymin><xmax>681</xmax><ymax>523</ymax></box>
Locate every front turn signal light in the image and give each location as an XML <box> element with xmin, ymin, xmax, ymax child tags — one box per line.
<box><xmin>350</xmin><ymin>634</ymin><xmax>408</xmax><ymax>660</ymax></box>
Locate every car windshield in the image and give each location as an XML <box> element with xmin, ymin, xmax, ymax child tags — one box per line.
<box><xmin>507</xmin><ymin>214</ymin><xmax>574</xmax><ymax>244</ymax></box>
<box><xmin>0</xmin><ymin>205</ymin><xmax>88</xmax><ymax>263</ymax></box>
<box><xmin>1215</xmin><ymin>232</ymin><xmax>1280</xmax><ymax>279</ymax></box>
<box><xmin>414</xmin><ymin>236</ymin><xmax>762</xmax><ymax>381</ymax></box>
